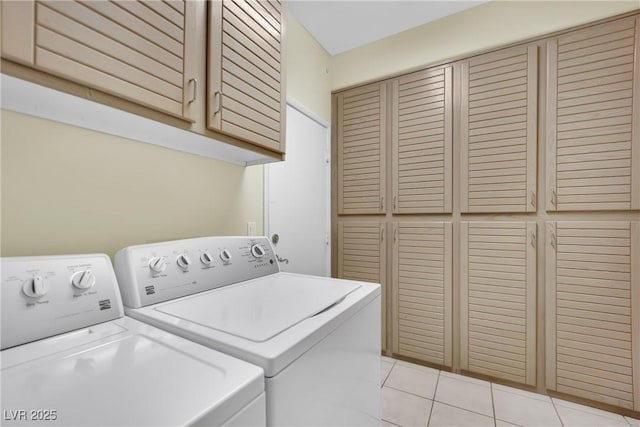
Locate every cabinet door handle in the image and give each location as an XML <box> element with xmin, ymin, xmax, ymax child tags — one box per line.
<box><xmin>529</xmin><ymin>190</ymin><xmax>536</xmax><ymax>208</ymax></box>
<box><xmin>380</xmin><ymin>196</ymin><xmax>384</xmax><ymax>210</ymax></box>
<box><xmin>393</xmin><ymin>195</ymin><xmax>397</xmax><ymax>211</ymax></box>
<box><xmin>550</xmin><ymin>188</ymin><xmax>556</xmax><ymax>206</ymax></box>
<box><xmin>213</xmin><ymin>91</ymin><xmax>222</xmax><ymax>115</ymax></box>
<box><xmin>550</xmin><ymin>231</ymin><xmax>557</xmax><ymax>249</ymax></box>
<box><xmin>188</xmin><ymin>78</ymin><xmax>197</xmax><ymax>104</ymax></box>
<box><xmin>394</xmin><ymin>228</ymin><xmax>398</xmax><ymax>243</ymax></box>
<box><xmin>530</xmin><ymin>231</ymin><xmax>536</xmax><ymax>248</ymax></box>
<box><xmin>380</xmin><ymin>228</ymin><xmax>384</xmax><ymax>242</ymax></box>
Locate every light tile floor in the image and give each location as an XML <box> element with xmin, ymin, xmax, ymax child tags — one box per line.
<box><xmin>381</xmin><ymin>356</ymin><xmax>640</xmax><ymax>427</ymax></box>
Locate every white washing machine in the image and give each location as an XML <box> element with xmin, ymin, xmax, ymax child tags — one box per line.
<box><xmin>114</xmin><ymin>236</ymin><xmax>381</xmax><ymax>426</ymax></box>
<box><xmin>1</xmin><ymin>254</ymin><xmax>266</xmax><ymax>426</ymax></box>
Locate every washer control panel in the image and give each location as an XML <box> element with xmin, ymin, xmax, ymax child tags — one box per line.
<box><xmin>114</xmin><ymin>236</ymin><xmax>280</xmax><ymax>308</ymax></box>
<box><xmin>1</xmin><ymin>254</ymin><xmax>123</xmax><ymax>350</ymax></box>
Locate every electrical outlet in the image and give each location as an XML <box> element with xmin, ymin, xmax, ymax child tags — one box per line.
<box><xmin>247</xmin><ymin>222</ymin><xmax>256</xmax><ymax>236</ymax></box>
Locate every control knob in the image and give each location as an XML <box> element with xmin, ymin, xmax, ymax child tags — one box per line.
<box><xmin>22</xmin><ymin>275</ymin><xmax>48</xmax><ymax>298</ymax></box>
<box><xmin>176</xmin><ymin>253</ymin><xmax>192</xmax><ymax>270</ymax></box>
<box><xmin>71</xmin><ymin>270</ymin><xmax>96</xmax><ymax>290</ymax></box>
<box><xmin>219</xmin><ymin>249</ymin><xmax>232</xmax><ymax>264</ymax></box>
<box><xmin>200</xmin><ymin>251</ymin><xmax>215</xmax><ymax>266</ymax></box>
<box><xmin>149</xmin><ymin>257</ymin><xmax>167</xmax><ymax>273</ymax></box>
<box><xmin>251</xmin><ymin>244</ymin><xmax>266</xmax><ymax>259</ymax></box>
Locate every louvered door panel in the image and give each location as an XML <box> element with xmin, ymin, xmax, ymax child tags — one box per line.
<box><xmin>391</xmin><ymin>67</ymin><xmax>452</xmax><ymax>214</ymax></box>
<box><xmin>34</xmin><ymin>0</ymin><xmax>196</xmax><ymax>120</ymax></box>
<box><xmin>460</xmin><ymin>222</ymin><xmax>537</xmax><ymax>385</ymax></box>
<box><xmin>546</xmin><ymin>222</ymin><xmax>639</xmax><ymax>410</ymax></box>
<box><xmin>547</xmin><ymin>17</ymin><xmax>640</xmax><ymax>211</ymax></box>
<box><xmin>338</xmin><ymin>221</ymin><xmax>387</xmax><ymax>350</ymax></box>
<box><xmin>337</xmin><ymin>83</ymin><xmax>387</xmax><ymax>215</ymax></box>
<box><xmin>461</xmin><ymin>46</ymin><xmax>538</xmax><ymax>213</ymax></box>
<box><xmin>392</xmin><ymin>222</ymin><xmax>452</xmax><ymax>366</ymax></box>
<box><xmin>209</xmin><ymin>0</ymin><xmax>286</xmax><ymax>153</ymax></box>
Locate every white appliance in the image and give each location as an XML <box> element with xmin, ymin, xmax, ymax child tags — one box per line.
<box><xmin>1</xmin><ymin>254</ymin><xmax>266</xmax><ymax>426</ymax></box>
<box><xmin>114</xmin><ymin>236</ymin><xmax>381</xmax><ymax>426</ymax></box>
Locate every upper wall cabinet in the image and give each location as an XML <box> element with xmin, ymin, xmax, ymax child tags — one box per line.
<box><xmin>460</xmin><ymin>45</ymin><xmax>538</xmax><ymax>213</ymax></box>
<box><xmin>391</xmin><ymin>67</ymin><xmax>453</xmax><ymax>214</ymax></box>
<box><xmin>336</xmin><ymin>82</ymin><xmax>387</xmax><ymax>215</ymax></box>
<box><xmin>1</xmin><ymin>0</ymin><xmax>198</xmax><ymax>121</ymax></box>
<box><xmin>208</xmin><ymin>0</ymin><xmax>286</xmax><ymax>153</ymax></box>
<box><xmin>546</xmin><ymin>17</ymin><xmax>640</xmax><ymax>211</ymax></box>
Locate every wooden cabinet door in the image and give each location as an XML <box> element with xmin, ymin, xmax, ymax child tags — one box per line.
<box><xmin>460</xmin><ymin>45</ymin><xmax>538</xmax><ymax>213</ymax></box>
<box><xmin>337</xmin><ymin>221</ymin><xmax>387</xmax><ymax>350</ymax></box>
<box><xmin>547</xmin><ymin>17</ymin><xmax>640</xmax><ymax>211</ymax></box>
<box><xmin>391</xmin><ymin>67</ymin><xmax>452</xmax><ymax>214</ymax></box>
<box><xmin>392</xmin><ymin>222</ymin><xmax>452</xmax><ymax>367</ymax></box>
<box><xmin>208</xmin><ymin>0</ymin><xmax>286</xmax><ymax>153</ymax></box>
<box><xmin>31</xmin><ymin>0</ymin><xmax>197</xmax><ymax>120</ymax></box>
<box><xmin>336</xmin><ymin>83</ymin><xmax>387</xmax><ymax>215</ymax></box>
<box><xmin>1</xmin><ymin>0</ymin><xmax>35</xmax><ymax>65</ymax></box>
<box><xmin>546</xmin><ymin>221</ymin><xmax>639</xmax><ymax>410</ymax></box>
<box><xmin>460</xmin><ymin>221</ymin><xmax>537</xmax><ymax>385</ymax></box>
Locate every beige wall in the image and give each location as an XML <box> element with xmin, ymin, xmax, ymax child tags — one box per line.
<box><xmin>0</xmin><ymin>110</ymin><xmax>263</xmax><ymax>258</ymax></box>
<box><xmin>286</xmin><ymin>12</ymin><xmax>332</xmax><ymax>122</ymax></box>
<box><xmin>0</xmin><ymin>12</ymin><xmax>330</xmax><ymax>259</ymax></box>
<box><xmin>331</xmin><ymin>1</ymin><xmax>640</xmax><ymax>90</ymax></box>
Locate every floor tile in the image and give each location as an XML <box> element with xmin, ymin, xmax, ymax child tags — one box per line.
<box><xmin>381</xmin><ymin>420</ymin><xmax>400</xmax><ymax>427</ymax></box>
<box><xmin>428</xmin><ymin>402</ymin><xmax>494</xmax><ymax>427</ymax></box>
<box><xmin>381</xmin><ymin>360</ymin><xmax>394</xmax><ymax>386</ymax></box>
<box><xmin>396</xmin><ymin>360</ymin><xmax>440</xmax><ymax>375</ymax></box>
<box><xmin>385</xmin><ymin>363</ymin><xmax>440</xmax><ymax>399</ymax></box>
<box><xmin>382</xmin><ymin>386</ymin><xmax>432</xmax><ymax>427</ymax></box>
<box><xmin>626</xmin><ymin>416</ymin><xmax>640</xmax><ymax>427</ymax></box>
<box><xmin>382</xmin><ymin>356</ymin><xmax>396</xmax><ymax>364</ymax></box>
<box><xmin>496</xmin><ymin>420</ymin><xmax>521</xmax><ymax>427</ymax></box>
<box><xmin>435</xmin><ymin>372</ymin><xmax>493</xmax><ymax>417</ymax></box>
<box><xmin>493</xmin><ymin>384</ymin><xmax>562</xmax><ymax>426</ymax></box>
<box><xmin>553</xmin><ymin>398</ymin><xmax>629</xmax><ymax>427</ymax></box>
<box><xmin>493</xmin><ymin>383</ymin><xmax>552</xmax><ymax>403</ymax></box>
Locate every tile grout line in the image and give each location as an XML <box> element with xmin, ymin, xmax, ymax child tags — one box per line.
<box><xmin>550</xmin><ymin>397</ymin><xmax>566</xmax><ymax>427</ymax></box>
<box><xmin>426</xmin><ymin>370</ymin><xmax>441</xmax><ymax>427</ymax></box>
<box><xmin>491</xmin><ymin>382</ymin><xmax>497</xmax><ymax>427</ymax></box>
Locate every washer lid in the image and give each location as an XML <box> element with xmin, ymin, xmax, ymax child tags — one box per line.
<box><xmin>1</xmin><ymin>318</ymin><xmax>265</xmax><ymax>426</ymax></box>
<box><xmin>155</xmin><ymin>274</ymin><xmax>361</xmax><ymax>342</ymax></box>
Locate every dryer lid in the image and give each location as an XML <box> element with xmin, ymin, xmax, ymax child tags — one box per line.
<box><xmin>155</xmin><ymin>273</ymin><xmax>361</xmax><ymax>342</ymax></box>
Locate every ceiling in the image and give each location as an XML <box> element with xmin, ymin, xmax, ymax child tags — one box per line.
<box><xmin>288</xmin><ymin>1</ymin><xmax>486</xmax><ymax>55</ymax></box>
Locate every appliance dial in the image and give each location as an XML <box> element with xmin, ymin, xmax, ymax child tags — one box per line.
<box><xmin>200</xmin><ymin>251</ymin><xmax>214</xmax><ymax>266</ymax></box>
<box><xmin>149</xmin><ymin>257</ymin><xmax>167</xmax><ymax>273</ymax></box>
<box><xmin>176</xmin><ymin>253</ymin><xmax>192</xmax><ymax>270</ymax></box>
<box><xmin>22</xmin><ymin>275</ymin><xmax>48</xmax><ymax>298</ymax></box>
<box><xmin>219</xmin><ymin>249</ymin><xmax>232</xmax><ymax>264</ymax></box>
<box><xmin>71</xmin><ymin>270</ymin><xmax>96</xmax><ymax>290</ymax></box>
<box><xmin>251</xmin><ymin>244</ymin><xmax>266</xmax><ymax>258</ymax></box>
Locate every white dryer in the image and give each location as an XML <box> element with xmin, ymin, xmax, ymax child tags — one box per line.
<box><xmin>1</xmin><ymin>254</ymin><xmax>266</xmax><ymax>426</ymax></box>
<box><xmin>115</xmin><ymin>236</ymin><xmax>381</xmax><ymax>426</ymax></box>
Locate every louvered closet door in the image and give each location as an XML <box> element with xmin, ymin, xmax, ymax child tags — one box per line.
<box><xmin>392</xmin><ymin>222</ymin><xmax>452</xmax><ymax>366</ymax></box>
<box><xmin>391</xmin><ymin>67</ymin><xmax>452</xmax><ymax>214</ymax></box>
<box><xmin>547</xmin><ymin>17</ymin><xmax>640</xmax><ymax>211</ymax></box>
<box><xmin>460</xmin><ymin>46</ymin><xmax>538</xmax><ymax>213</ymax></box>
<box><xmin>34</xmin><ymin>0</ymin><xmax>197</xmax><ymax>120</ymax></box>
<box><xmin>337</xmin><ymin>83</ymin><xmax>387</xmax><ymax>215</ymax></box>
<box><xmin>337</xmin><ymin>221</ymin><xmax>387</xmax><ymax>350</ymax></box>
<box><xmin>546</xmin><ymin>222</ymin><xmax>640</xmax><ymax>410</ymax></box>
<box><xmin>209</xmin><ymin>0</ymin><xmax>286</xmax><ymax>152</ymax></box>
<box><xmin>460</xmin><ymin>222</ymin><xmax>537</xmax><ymax>385</ymax></box>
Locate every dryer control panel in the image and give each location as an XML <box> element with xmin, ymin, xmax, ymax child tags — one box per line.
<box><xmin>114</xmin><ymin>236</ymin><xmax>280</xmax><ymax>308</ymax></box>
<box><xmin>1</xmin><ymin>254</ymin><xmax>124</xmax><ymax>350</ymax></box>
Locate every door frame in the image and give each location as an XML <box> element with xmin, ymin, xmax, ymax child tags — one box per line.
<box><xmin>263</xmin><ymin>99</ymin><xmax>331</xmax><ymax>276</ymax></box>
